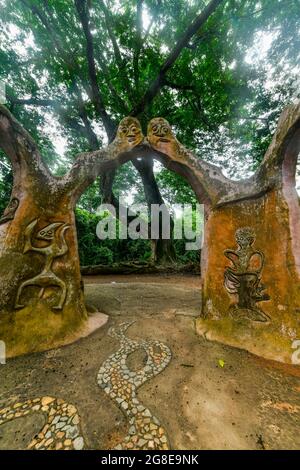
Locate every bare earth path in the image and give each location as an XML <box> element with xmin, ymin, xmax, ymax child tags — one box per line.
<box><xmin>0</xmin><ymin>274</ymin><xmax>299</xmax><ymax>450</ymax></box>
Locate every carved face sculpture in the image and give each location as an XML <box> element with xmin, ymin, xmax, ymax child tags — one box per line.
<box><xmin>147</xmin><ymin>118</ymin><xmax>174</xmax><ymax>148</ymax></box>
<box><xmin>235</xmin><ymin>227</ymin><xmax>255</xmax><ymax>249</ymax></box>
<box><xmin>0</xmin><ymin>197</ymin><xmax>19</xmax><ymax>224</ymax></box>
<box><xmin>37</xmin><ymin>222</ymin><xmax>63</xmax><ymax>241</ymax></box>
<box><xmin>116</xmin><ymin>117</ymin><xmax>143</xmax><ymax>148</ymax></box>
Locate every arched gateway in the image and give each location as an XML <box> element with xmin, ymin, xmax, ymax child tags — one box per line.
<box><xmin>0</xmin><ymin>103</ymin><xmax>299</xmax><ymax>362</ymax></box>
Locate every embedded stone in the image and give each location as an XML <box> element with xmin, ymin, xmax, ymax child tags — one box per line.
<box><xmin>72</xmin><ymin>414</ymin><xmax>80</xmax><ymax>425</ymax></box>
<box><xmin>73</xmin><ymin>437</ymin><xmax>84</xmax><ymax>450</ymax></box>
<box><xmin>41</xmin><ymin>397</ymin><xmax>54</xmax><ymax>407</ymax></box>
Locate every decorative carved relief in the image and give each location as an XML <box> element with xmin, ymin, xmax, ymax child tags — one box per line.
<box><xmin>15</xmin><ymin>219</ymin><xmax>70</xmax><ymax>310</ymax></box>
<box><xmin>116</xmin><ymin>117</ymin><xmax>143</xmax><ymax>147</ymax></box>
<box><xmin>0</xmin><ymin>197</ymin><xmax>19</xmax><ymax>225</ymax></box>
<box><xmin>224</xmin><ymin>227</ymin><xmax>270</xmax><ymax>322</ymax></box>
<box><xmin>147</xmin><ymin>118</ymin><xmax>173</xmax><ymax>145</ymax></box>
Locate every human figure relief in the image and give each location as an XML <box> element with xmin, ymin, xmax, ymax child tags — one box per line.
<box><xmin>15</xmin><ymin>219</ymin><xmax>70</xmax><ymax>310</ymax></box>
<box><xmin>224</xmin><ymin>227</ymin><xmax>270</xmax><ymax>322</ymax></box>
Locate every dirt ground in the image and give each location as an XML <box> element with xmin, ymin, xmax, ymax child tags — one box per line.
<box><xmin>0</xmin><ymin>274</ymin><xmax>300</xmax><ymax>450</ymax></box>
<box><xmin>83</xmin><ymin>272</ymin><xmax>201</xmax><ymax>287</ymax></box>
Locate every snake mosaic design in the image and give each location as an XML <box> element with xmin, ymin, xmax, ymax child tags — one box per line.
<box><xmin>0</xmin><ymin>396</ymin><xmax>84</xmax><ymax>450</ymax></box>
<box><xmin>0</xmin><ymin>322</ymin><xmax>171</xmax><ymax>450</ymax></box>
<box><xmin>97</xmin><ymin>321</ymin><xmax>172</xmax><ymax>450</ymax></box>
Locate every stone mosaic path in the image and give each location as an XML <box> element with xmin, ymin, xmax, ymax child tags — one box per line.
<box><xmin>0</xmin><ymin>321</ymin><xmax>171</xmax><ymax>450</ymax></box>
<box><xmin>0</xmin><ymin>396</ymin><xmax>84</xmax><ymax>450</ymax></box>
<box><xmin>97</xmin><ymin>321</ymin><xmax>172</xmax><ymax>450</ymax></box>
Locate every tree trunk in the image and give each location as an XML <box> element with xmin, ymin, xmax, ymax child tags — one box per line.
<box><xmin>133</xmin><ymin>157</ymin><xmax>176</xmax><ymax>264</ymax></box>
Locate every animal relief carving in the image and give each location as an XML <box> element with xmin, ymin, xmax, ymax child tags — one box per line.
<box><xmin>15</xmin><ymin>219</ymin><xmax>70</xmax><ymax>310</ymax></box>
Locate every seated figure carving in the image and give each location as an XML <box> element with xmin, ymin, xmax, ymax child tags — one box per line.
<box><xmin>15</xmin><ymin>219</ymin><xmax>70</xmax><ymax>310</ymax></box>
<box><xmin>224</xmin><ymin>227</ymin><xmax>270</xmax><ymax>322</ymax></box>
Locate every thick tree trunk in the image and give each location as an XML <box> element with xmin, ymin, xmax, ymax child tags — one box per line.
<box><xmin>133</xmin><ymin>157</ymin><xmax>176</xmax><ymax>264</ymax></box>
<box><xmin>101</xmin><ymin>160</ymin><xmax>177</xmax><ymax>264</ymax></box>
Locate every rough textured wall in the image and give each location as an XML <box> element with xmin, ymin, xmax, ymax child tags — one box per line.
<box><xmin>198</xmin><ymin>187</ymin><xmax>300</xmax><ymax>363</ymax></box>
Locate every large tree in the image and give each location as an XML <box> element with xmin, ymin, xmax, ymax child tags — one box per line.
<box><xmin>1</xmin><ymin>0</ymin><xmax>299</xmax><ymax>263</ymax></box>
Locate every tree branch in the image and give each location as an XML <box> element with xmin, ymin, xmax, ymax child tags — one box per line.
<box><xmin>98</xmin><ymin>0</ymin><xmax>124</xmax><ymax>67</ymax></box>
<box><xmin>130</xmin><ymin>0</ymin><xmax>224</xmax><ymax>116</ymax></box>
<box><xmin>163</xmin><ymin>79</ymin><xmax>195</xmax><ymax>91</ymax></box>
<box><xmin>133</xmin><ymin>0</ymin><xmax>144</xmax><ymax>90</ymax></box>
<box><xmin>94</xmin><ymin>45</ymin><xmax>130</xmax><ymax>114</ymax></box>
<box><xmin>21</xmin><ymin>0</ymin><xmax>113</xmax><ymax>142</ymax></box>
<box><xmin>74</xmin><ymin>0</ymin><xmax>116</xmax><ymax>141</ymax></box>
<box><xmin>0</xmin><ymin>104</ymin><xmax>52</xmax><ymax>187</ymax></box>
<box><xmin>98</xmin><ymin>0</ymin><xmax>135</xmax><ymax>104</ymax></box>
<box><xmin>7</xmin><ymin>92</ymin><xmax>99</xmax><ymax>148</ymax></box>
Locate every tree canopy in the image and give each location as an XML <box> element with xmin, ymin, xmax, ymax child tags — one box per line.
<box><xmin>0</xmin><ymin>0</ymin><xmax>299</xmax><ymax>264</ymax></box>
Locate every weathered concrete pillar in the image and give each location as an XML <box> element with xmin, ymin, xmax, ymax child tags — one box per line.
<box><xmin>200</xmin><ymin>187</ymin><xmax>300</xmax><ymax>363</ymax></box>
<box><xmin>0</xmin><ymin>107</ymin><xmax>143</xmax><ymax>356</ymax></box>
<box><xmin>148</xmin><ymin>104</ymin><xmax>300</xmax><ymax>363</ymax></box>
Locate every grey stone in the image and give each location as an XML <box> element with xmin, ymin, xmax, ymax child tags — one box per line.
<box><xmin>73</xmin><ymin>437</ymin><xmax>84</xmax><ymax>450</ymax></box>
<box><xmin>137</xmin><ymin>438</ymin><xmax>147</xmax><ymax>447</ymax></box>
<box><xmin>129</xmin><ymin>426</ymin><xmax>135</xmax><ymax>435</ymax></box>
<box><xmin>55</xmin><ymin>422</ymin><xmax>65</xmax><ymax>429</ymax></box>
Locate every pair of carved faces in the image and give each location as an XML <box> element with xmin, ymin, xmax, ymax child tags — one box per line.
<box><xmin>116</xmin><ymin>117</ymin><xmax>174</xmax><ymax>150</ymax></box>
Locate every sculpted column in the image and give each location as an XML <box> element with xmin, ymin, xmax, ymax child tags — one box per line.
<box><xmin>147</xmin><ymin>103</ymin><xmax>300</xmax><ymax>363</ymax></box>
<box><xmin>0</xmin><ymin>106</ymin><xmax>143</xmax><ymax>356</ymax></box>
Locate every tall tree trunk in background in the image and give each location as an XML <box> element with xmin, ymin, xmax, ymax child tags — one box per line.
<box><xmin>100</xmin><ymin>161</ymin><xmax>176</xmax><ymax>264</ymax></box>
<box><xmin>133</xmin><ymin>157</ymin><xmax>176</xmax><ymax>264</ymax></box>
